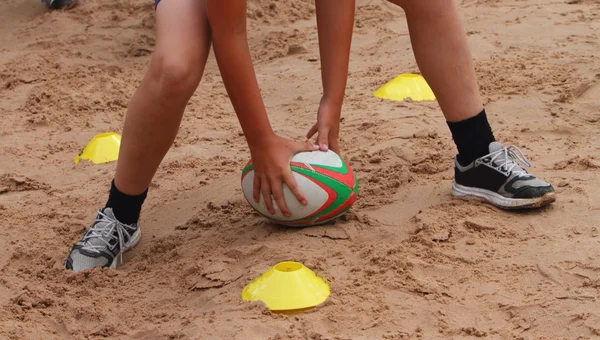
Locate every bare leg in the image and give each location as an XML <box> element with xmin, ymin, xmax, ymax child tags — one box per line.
<box><xmin>389</xmin><ymin>0</ymin><xmax>483</xmax><ymax>122</ymax></box>
<box><xmin>384</xmin><ymin>0</ymin><xmax>555</xmax><ymax>210</ymax></box>
<box><xmin>114</xmin><ymin>0</ymin><xmax>211</xmax><ymax>195</ymax></box>
<box><xmin>66</xmin><ymin>0</ymin><xmax>216</xmax><ymax>271</ymax></box>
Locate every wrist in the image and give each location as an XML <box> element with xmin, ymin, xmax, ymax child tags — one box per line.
<box><xmin>246</xmin><ymin>130</ymin><xmax>277</xmax><ymax>149</ymax></box>
<box><xmin>320</xmin><ymin>94</ymin><xmax>344</xmax><ymax>108</ymax></box>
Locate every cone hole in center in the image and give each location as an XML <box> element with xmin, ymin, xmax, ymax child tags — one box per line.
<box><xmin>275</xmin><ymin>262</ymin><xmax>302</xmax><ymax>272</ymax></box>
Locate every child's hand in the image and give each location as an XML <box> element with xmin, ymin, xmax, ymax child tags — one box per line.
<box><xmin>250</xmin><ymin>135</ymin><xmax>319</xmax><ymax>217</ymax></box>
<box><xmin>306</xmin><ymin>100</ymin><xmax>341</xmax><ymax>154</ymax></box>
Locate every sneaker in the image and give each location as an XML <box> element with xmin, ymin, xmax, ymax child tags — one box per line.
<box><xmin>65</xmin><ymin>208</ymin><xmax>140</xmax><ymax>272</ymax></box>
<box><xmin>45</xmin><ymin>0</ymin><xmax>78</xmax><ymax>10</ymax></box>
<box><xmin>452</xmin><ymin>142</ymin><xmax>556</xmax><ymax>209</ymax></box>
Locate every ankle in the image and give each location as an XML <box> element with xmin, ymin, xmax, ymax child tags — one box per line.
<box><xmin>105</xmin><ymin>180</ymin><xmax>148</xmax><ymax>225</ymax></box>
<box><xmin>448</xmin><ymin>109</ymin><xmax>496</xmax><ymax>166</ymax></box>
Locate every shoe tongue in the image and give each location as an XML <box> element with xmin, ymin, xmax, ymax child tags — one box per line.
<box><xmin>489</xmin><ymin>141</ymin><xmax>504</xmax><ymax>153</ymax></box>
<box><xmin>86</xmin><ymin>208</ymin><xmax>117</xmax><ymax>247</ymax></box>
<box><xmin>487</xmin><ymin>142</ymin><xmax>527</xmax><ymax>175</ymax></box>
<box><xmin>99</xmin><ymin>207</ymin><xmax>116</xmax><ymax>220</ymax></box>
<box><xmin>487</xmin><ymin>141</ymin><xmax>509</xmax><ymax>168</ymax></box>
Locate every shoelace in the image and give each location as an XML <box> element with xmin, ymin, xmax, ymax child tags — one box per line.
<box><xmin>485</xmin><ymin>145</ymin><xmax>532</xmax><ymax>177</ymax></box>
<box><xmin>81</xmin><ymin>210</ymin><xmax>135</xmax><ymax>265</ymax></box>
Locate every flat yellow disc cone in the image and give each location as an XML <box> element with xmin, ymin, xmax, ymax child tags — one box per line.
<box><xmin>373</xmin><ymin>73</ymin><xmax>436</xmax><ymax>101</ymax></box>
<box><xmin>242</xmin><ymin>262</ymin><xmax>330</xmax><ymax>311</ymax></box>
<box><xmin>74</xmin><ymin>132</ymin><xmax>121</xmax><ymax>164</ymax></box>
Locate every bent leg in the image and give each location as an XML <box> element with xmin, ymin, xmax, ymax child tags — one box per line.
<box><xmin>115</xmin><ymin>0</ymin><xmax>212</xmax><ymax>195</ymax></box>
<box><xmin>64</xmin><ymin>0</ymin><xmax>213</xmax><ymax>272</ymax></box>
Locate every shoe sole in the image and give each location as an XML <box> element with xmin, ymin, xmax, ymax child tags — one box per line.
<box><xmin>109</xmin><ymin>229</ymin><xmax>141</xmax><ymax>269</ymax></box>
<box><xmin>452</xmin><ymin>183</ymin><xmax>556</xmax><ymax>210</ymax></box>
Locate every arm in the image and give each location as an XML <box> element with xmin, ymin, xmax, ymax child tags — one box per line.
<box><xmin>307</xmin><ymin>0</ymin><xmax>355</xmax><ymax>153</ymax></box>
<box><xmin>316</xmin><ymin>0</ymin><xmax>354</xmax><ymax>106</ymax></box>
<box><xmin>206</xmin><ymin>0</ymin><xmax>316</xmax><ymax>216</ymax></box>
<box><xmin>205</xmin><ymin>0</ymin><xmax>274</xmax><ymax>148</ymax></box>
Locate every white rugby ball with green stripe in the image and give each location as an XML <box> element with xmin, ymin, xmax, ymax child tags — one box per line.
<box><xmin>241</xmin><ymin>150</ymin><xmax>358</xmax><ymax>227</ymax></box>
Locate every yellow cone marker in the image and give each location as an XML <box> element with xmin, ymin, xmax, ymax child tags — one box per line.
<box><xmin>373</xmin><ymin>73</ymin><xmax>436</xmax><ymax>101</ymax></box>
<box><xmin>74</xmin><ymin>132</ymin><xmax>121</xmax><ymax>164</ymax></box>
<box><xmin>242</xmin><ymin>262</ymin><xmax>330</xmax><ymax>311</ymax></box>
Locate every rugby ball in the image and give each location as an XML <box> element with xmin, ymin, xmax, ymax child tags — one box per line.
<box><xmin>241</xmin><ymin>150</ymin><xmax>358</xmax><ymax>227</ymax></box>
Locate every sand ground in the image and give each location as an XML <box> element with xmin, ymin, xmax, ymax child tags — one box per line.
<box><xmin>1</xmin><ymin>0</ymin><xmax>600</xmax><ymax>339</ymax></box>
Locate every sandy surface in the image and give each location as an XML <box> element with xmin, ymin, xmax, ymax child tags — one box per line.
<box><xmin>1</xmin><ymin>0</ymin><xmax>600</xmax><ymax>339</ymax></box>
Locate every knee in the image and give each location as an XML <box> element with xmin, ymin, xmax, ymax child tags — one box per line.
<box><xmin>387</xmin><ymin>0</ymin><xmax>454</xmax><ymax>13</ymax></box>
<box><xmin>148</xmin><ymin>54</ymin><xmax>203</xmax><ymax>99</ymax></box>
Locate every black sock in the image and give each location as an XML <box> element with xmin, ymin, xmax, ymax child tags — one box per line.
<box><xmin>447</xmin><ymin>109</ymin><xmax>496</xmax><ymax>166</ymax></box>
<box><xmin>105</xmin><ymin>180</ymin><xmax>148</xmax><ymax>225</ymax></box>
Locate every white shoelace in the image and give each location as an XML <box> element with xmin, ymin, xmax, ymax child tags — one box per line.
<box><xmin>485</xmin><ymin>145</ymin><xmax>532</xmax><ymax>177</ymax></box>
<box><xmin>81</xmin><ymin>210</ymin><xmax>135</xmax><ymax>265</ymax></box>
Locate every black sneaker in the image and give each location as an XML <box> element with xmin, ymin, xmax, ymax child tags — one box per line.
<box><xmin>45</xmin><ymin>0</ymin><xmax>78</xmax><ymax>10</ymax></box>
<box><xmin>452</xmin><ymin>142</ymin><xmax>556</xmax><ymax>209</ymax></box>
<box><xmin>65</xmin><ymin>208</ymin><xmax>140</xmax><ymax>272</ymax></box>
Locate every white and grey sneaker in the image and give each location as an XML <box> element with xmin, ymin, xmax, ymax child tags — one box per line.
<box><xmin>452</xmin><ymin>142</ymin><xmax>556</xmax><ymax>209</ymax></box>
<box><xmin>65</xmin><ymin>208</ymin><xmax>140</xmax><ymax>272</ymax></box>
